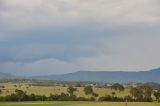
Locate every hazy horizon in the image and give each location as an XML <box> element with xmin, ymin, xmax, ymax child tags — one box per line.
<box><xmin>0</xmin><ymin>0</ymin><xmax>160</xmax><ymax>76</ymax></box>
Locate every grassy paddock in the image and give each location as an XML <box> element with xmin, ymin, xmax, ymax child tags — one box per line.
<box><xmin>0</xmin><ymin>83</ymin><xmax>130</xmax><ymax>98</ymax></box>
<box><xmin>0</xmin><ymin>102</ymin><xmax>159</xmax><ymax>106</ymax></box>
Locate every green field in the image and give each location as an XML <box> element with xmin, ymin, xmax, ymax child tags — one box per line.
<box><xmin>0</xmin><ymin>102</ymin><xmax>159</xmax><ymax>106</ymax></box>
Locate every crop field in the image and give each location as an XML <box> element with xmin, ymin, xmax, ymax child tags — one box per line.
<box><xmin>0</xmin><ymin>102</ymin><xmax>159</xmax><ymax>106</ymax></box>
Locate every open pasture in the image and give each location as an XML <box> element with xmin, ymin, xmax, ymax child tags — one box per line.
<box><xmin>0</xmin><ymin>83</ymin><xmax>130</xmax><ymax>98</ymax></box>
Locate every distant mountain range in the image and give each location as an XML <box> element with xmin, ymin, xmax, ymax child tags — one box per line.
<box><xmin>0</xmin><ymin>68</ymin><xmax>160</xmax><ymax>83</ymax></box>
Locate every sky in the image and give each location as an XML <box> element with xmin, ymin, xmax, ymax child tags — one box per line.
<box><xmin>0</xmin><ymin>0</ymin><xmax>160</xmax><ymax>76</ymax></box>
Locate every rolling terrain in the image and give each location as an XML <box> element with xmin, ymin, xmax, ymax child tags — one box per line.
<box><xmin>0</xmin><ymin>68</ymin><xmax>160</xmax><ymax>83</ymax></box>
<box><xmin>33</xmin><ymin>68</ymin><xmax>160</xmax><ymax>83</ymax></box>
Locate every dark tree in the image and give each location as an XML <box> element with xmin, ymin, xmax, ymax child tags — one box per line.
<box><xmin>138</xmin><ymin>85</ymin><xmax>153</xmax><ymax>101</ymax></box>
<box><xmin>67</xmin><ymin>86</ymin><xmax>77</xmax><ymax>96</ymax></box>
<box><xmin>84</xmin><ymin>86</ymin><xmax>94</xmax><ymax>97</ymax></box>
<box><xmin>15</xmin><ymin>89</ymin><xmax>28</xmax><ymax>101</ymax></box>
<box><xmin>92</xmin><ymin>92</ymin><xmax>99</xmax><ymax>97</ymax></box>
<box><xmin>0</xmin><ymin>89</ymin><xmax>2</xmax><ymax>95</ymax></box>
<box><xmin>111</xmin><ymin>83</ymin><xmax>125</xmax><ymax>92</ymax></box>
<box><xmin>130</xmin><ymin>85</ymin><xmax>153</xmax><ymax>102</ymax></box>
<box><xmin>112</xmin><ymin>92</ymin><xmax>116</xmax><ymax>97</ymax></box>
<box><xmin>75</xmin><ymin>84</ymin><xmax>81</xmax><ymax>87</ymax></box>
<box><xmin>130</xmin><ymin>87</ymin><xmax>143</xmax><ymax>101</ymax></box>
<box><xmin>154</xmin><ymin>90</ymin><xmax>160</xmax><ymax>102</ymax></box>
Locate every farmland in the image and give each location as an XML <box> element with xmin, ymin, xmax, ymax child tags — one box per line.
<box><xmin>0</xmin><ymin>80</ymin><xmax>159</xmax><ymax>102</ymax></box>
<box><xmin>0</xmin><ymin>82</ymin><xmax>129</xmax><ymax>98</ymax></box>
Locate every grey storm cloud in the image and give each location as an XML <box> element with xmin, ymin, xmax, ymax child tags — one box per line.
<box><xmin>0</xmin><ymin>0</ymin><xmax>160</xmax><ymax>75</ymax></box>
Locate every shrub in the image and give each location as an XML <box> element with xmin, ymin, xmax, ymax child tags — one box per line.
<box><xmin>98</xmin><ymin>95</ymin><xmax>124</xmax><ymax>102</ymax></box>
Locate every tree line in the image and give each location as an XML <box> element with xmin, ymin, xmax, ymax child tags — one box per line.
<box><xmin>0</xmin><ymin>84</ymin><xmax>160</xmax><ymax>102</ymax></box>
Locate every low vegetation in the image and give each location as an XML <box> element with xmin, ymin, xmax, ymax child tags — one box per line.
<box><xmin>0</xmin><ymin>80</ymin><xmax>160</xmax><ymax>102</ymax></box>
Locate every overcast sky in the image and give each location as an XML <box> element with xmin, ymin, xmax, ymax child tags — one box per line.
<box><xmin>0</xmin><ymin>0</ymin><xmax>160</xmax><ymax>76</ymax></box>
